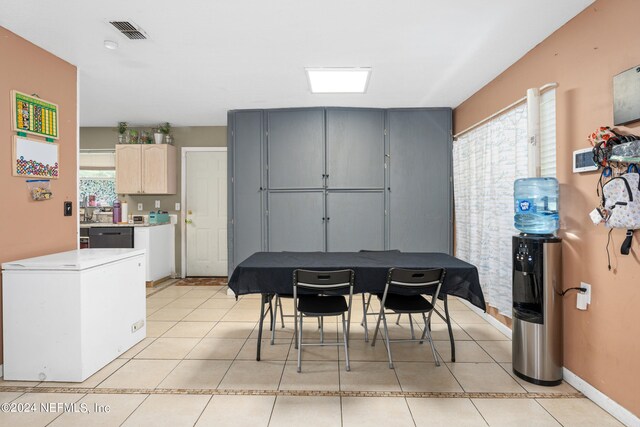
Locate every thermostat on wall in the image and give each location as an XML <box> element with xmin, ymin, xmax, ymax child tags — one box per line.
<box><xmin>573</xmin><ymin>147</ymin><xmax>598</xmax><ymax>173</ymax></box>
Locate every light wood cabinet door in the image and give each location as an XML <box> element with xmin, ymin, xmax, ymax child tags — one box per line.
<box><xmin>141</xmin><ymin>145</ymin><xmax>177</xmax><ymax>194</ymax></box>
<box><xmin>142</xmin><ymin>145</ymin><xmax>167</xmax><ymax>194</ymax></box>
<box><xmin>115</xmin><ymin>145</ymin><xmax>142</xmax><ymax>194</ymax></box>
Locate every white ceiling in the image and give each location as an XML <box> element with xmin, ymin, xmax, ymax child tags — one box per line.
<box><xmin>0</xmin><ymin>0</ymin><xmax>593</xmax><ymax>127</ymax></box>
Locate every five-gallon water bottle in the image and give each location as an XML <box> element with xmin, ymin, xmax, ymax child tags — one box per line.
<box><xmin>514</xmin><ymin>177</ymin><xmax>559</xmax><ymax>235</ymax></box>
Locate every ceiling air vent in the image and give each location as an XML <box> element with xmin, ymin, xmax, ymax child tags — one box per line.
<box><xmin>109</xmin><ymin>21</ymin><xmax>147</xmax><ymax>40</ymax></box>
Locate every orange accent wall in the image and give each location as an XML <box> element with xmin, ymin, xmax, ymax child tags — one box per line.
<box><xmin>453</xmin><ymin>0</ymin><xmax>640</xmax><ymax>417</ymax></box>
<box><xmin>0</xmin><ymin>27</ymin><xmax>78</xmax><ymax>364</ymax></box>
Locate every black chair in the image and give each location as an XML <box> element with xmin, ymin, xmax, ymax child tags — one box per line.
<box><xmin>358</xmin><ymin>249</ymin><xmax>401</xmax><ymax>342</ymax></box>
<box><xmin>371</xmin><ymin>268</ymin><xmax>445</xmax><ymax>368</ymax></box>
<box><xmin>293</xmin><ymin>269</ymin><xmax>354</xmax><ymax>373</ymax></box>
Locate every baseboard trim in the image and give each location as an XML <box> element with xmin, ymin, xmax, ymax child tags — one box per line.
<box><xmin>456</xmin><ymin>298</ymin><xmax>638</xmax><ymax>426</ymax></box>
<box><xmin>562</xmin><ymin>368</ymin><xmax>638</xmax><ymax>427</ymax></box>
<box><xmin>458</xmin><ymin>298</ymin><xmax>513</xmax><ymax>339</ymax></box>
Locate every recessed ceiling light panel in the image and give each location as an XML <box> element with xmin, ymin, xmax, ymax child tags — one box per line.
<box><xmin>305</xmin><ymin>67</ymin><xmax>371</xmax><ymax>94</ymax></box>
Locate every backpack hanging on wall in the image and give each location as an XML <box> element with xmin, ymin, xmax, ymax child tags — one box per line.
<box><xmin>599</xmin><ymin>166</ymin><xmax>640</xmax><ymax>255</ymax></box>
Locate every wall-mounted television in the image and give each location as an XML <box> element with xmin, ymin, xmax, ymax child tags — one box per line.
<box><xmin>613</xmin><ymin>65</ymin><xmax>640</xmax><ymax>126</ymax></box>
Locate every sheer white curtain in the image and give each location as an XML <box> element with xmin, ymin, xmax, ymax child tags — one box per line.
<box><xmin>453</xmin><ymin>105</ymin><xmax>528</xmax><ymax>316</ymax></box>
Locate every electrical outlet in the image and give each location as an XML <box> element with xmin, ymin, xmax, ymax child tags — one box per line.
<box><xmin>577</xmin><ymin>282</ymin><xmax>591</xmax><ymax>310</ymax></box>
<box><xmin>137</xmin><ymin>203</ymin><xmax>143</xmax><ymax>211</ymax></box>
<box><xmin>175</xmin><ymin>202</ymin><xmax>180</xmax><ymax>211</ymax></box>
<box><xmin>155</xmin><ymin>200</ymin><xmax>161</xmax><ymax>209</ymax></box>
<box><xmin>131</xmin><ymin>319</ymin><xmax>145</xmax><ymax>333</ymax></box>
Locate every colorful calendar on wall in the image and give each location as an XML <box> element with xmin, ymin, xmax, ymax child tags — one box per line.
<box><xmin>11</xmin><ymin>90</ymin><xmax>59</xmax><ymax>139</ymax></box>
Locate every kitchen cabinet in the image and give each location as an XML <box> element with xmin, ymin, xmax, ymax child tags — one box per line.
<box><xmin>2</xmin><ymin>249</ymin><xmax>146</xmax><ymax>382</ymax></box>
<box><xmin>114</xmin><ymin>144</ymin><xmax>142</xmax><ymax>194</ymax></box>
<box><xmin>82</xmin><ymin>223</ymin><xmax>175</xmax><ymax>283</ymax></box>
<box><xmin>115</xmin><ymin>144</ymin><xmax>177</xmax><ymax>194</ymax></box>
<box><xmin>134</xmin><ymin>224</ymin><xmax>175</xmax><ymax>282</ymax></box>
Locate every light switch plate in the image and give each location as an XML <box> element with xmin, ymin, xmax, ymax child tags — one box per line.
<box><xmin>155</xmin><ymin>200</ymin><xmax>161</xmax><ymax>209</ymax></box>
<box><xmin>137</xmin><ymin>203</ymin><xmax>143</xmax><ymax>211</ymax></box>
<box><xmin>175</xmin><ymin>202</ymin><xmax>180</xmax><ymax>211</ymax></box>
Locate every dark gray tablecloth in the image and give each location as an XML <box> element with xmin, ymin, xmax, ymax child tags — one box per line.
<box><xmin>228</xmin><ymin>251</ymin><xmax>486</xmax><ymax>311</ymax></box>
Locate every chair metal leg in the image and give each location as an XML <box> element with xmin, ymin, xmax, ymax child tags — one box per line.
<box><xmin>360</xmin><ymin>294</ymin><xmax>372</xmax><ymax>325</ymax></box>
<box><xmin>361</xmin><ymin>294</ymin><xmax>369</xmax><ymax>342</ymax></box>
<box><xmin>381</xmin><ymin>311</ymin><xmax>394</xmax><ymax>369</ymax></box>
<box><xmin>297</xmin><ymin>314</ymin><xmax>304</xmax><ymax>373</ymax></box>
<box><xmin>409</xmin><ymin>315</ymin><xmax>415</xmax><ymax>340</ymax></box>
<box><xmin>419</xmin><ymin>312</ymin><xmax>429</xmax><ymax>344</ymax></box>
<box><xmin>396</xmin><ymin>313</ymin><xmax>402</xmax><ymax>325</ymax></box>
<box><xmin>270</xmin><ymin>296</ymin><xmax>278</xmax><ymax>345</ymax></box>
<box><xmin>424</xmin><ymin>319</ymin><xmax>440</xmax><ymax>367</ymax></box>
<box><xmin>293</xmin><ymin>300</ymin><xmax>298</xmax><ymax>350</ymax></box>
<box><xmin>277</xmin><ymin>295</ymin><xmax>285</xmax><ymax>328</ymax></box>
<box><xmin>371</xmin><ymin>305</ymin><xmax>385</xmax><ymax>347</ymax></box>
<box><xmin>342</xmin><ymin>313</ymin><xmax>350</xmax><ymax>371</ymax></box>
<box><xmin>320</xmin><ymin>317</ymin><xmax>324</xmax><ymax>343</ymax></box>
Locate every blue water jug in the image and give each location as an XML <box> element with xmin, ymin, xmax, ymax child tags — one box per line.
<box><xmin>514</xmin><ymin>177</ymin><xmax>559</xmax><ymax>235</ymax></box>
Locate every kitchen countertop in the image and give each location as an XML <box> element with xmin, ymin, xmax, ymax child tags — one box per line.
<box><xmin>79</xmin><ymin>222</ymin><xmax>173</xmax><ymax>228</ymax></box>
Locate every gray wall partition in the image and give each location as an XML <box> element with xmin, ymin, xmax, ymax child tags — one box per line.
<box><xmin>387</xmin><ymin>109</ymin><xmax>453</xmax><ymax>253</ymax></box>
<box><xmin>267</xmin><ymin>109</ymin><xmax>325</xmax><ymax>189</ymax></box>
<box><xmin>326</xmin><ymin>108</ymin><xmax>385</xmax><ymax>189</ymax></box>
<box><xmin>227</xmin><ymin>107</ymin><xmax>452</xmax><ymax>273</ymax></box>
<box><xmin>228</xmin><ymin>111</ymin><xmax>265</xmax><ymax>269</ymax></box>
<box><xmin>326</xmin><ymin>191</ymin><xmax>385</xmax><ymax>252</ymax></box>
<box><xmin>267</xmin><ymin>191</ymin><xmax>325</xmax><ymax>252</ymax></box>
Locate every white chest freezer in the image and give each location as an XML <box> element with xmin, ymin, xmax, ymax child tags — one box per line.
<box><xmin>2</xmin><ymin>249</ymin><xmax>147</xmax><ymax>382</ymax></box>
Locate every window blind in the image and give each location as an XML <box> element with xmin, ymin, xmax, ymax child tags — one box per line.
<box><xmin>79</xmin><ymin>151</ymin><xmax>115</xmax><ymax>169</ymax></box>
<box><xmin>539</xmin><ymin>89</ymin><xmax>556</xmax><ymax>177</ymax></box>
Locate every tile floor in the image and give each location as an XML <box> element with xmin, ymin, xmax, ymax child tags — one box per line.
<box><xmin>0</xmin><ymin>281</ymin><xmax>624</xmax><ymax>426</ymax></box>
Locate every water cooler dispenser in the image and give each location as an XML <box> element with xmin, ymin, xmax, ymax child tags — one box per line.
<box><xmin>512</xmin><ymin>235</ymin><xmax>562</xmax><ymax>385</ymax></box>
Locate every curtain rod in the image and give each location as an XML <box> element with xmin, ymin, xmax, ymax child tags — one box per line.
<box><xmin>453</xmin><ymin>82</ymin><xmax>558</xmax><ymax>139</ymax></box>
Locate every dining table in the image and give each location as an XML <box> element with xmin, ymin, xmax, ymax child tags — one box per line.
<box><xmin>227</xmin><ymin>251</ymin><xmax>485</xmax><ymax>362</ymax></box>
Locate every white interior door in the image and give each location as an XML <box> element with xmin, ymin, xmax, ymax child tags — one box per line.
<box><xmin>185</xmin><ymin>150</ymin><xmax>227</xmax><ymax>276</ymax></box>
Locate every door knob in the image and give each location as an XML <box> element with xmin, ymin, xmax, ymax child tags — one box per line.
<box><xmin>185</xmin><ymin>219</ymin><xmax>193</xmax><ymax>224</ymax></box>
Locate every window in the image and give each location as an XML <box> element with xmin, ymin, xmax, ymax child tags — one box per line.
<box><xmin>79</xmin><ymin>150</ymin><xmax>116</xmax><ymax>207</ymax></box>
<box><xmin>452</xmin><ymin>87</ymin><xmax>557</xmax><ymax>316</ymax></box>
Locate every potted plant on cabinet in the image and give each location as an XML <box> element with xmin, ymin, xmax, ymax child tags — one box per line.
<box><xmin>159</xmin><ymin>122</ymin><xmax>172</xmax><ymax>144</ymax></box>
<box><xmin>117</xmin><ymin>122</ymin><xmax>128</xmax><ymax>144</ymax></box>
<box><xmin>140</xmin><ymin>130</ymin><xmax>152</xmax><ymax>144</ymax></box>
<box><xmin>153</xmin><ymin>127</ymin><xmax>164</xmax><ymax>144</ymax></box>
<box><xmin>128</xmin><ymin>129</ymin><xmax>139</xmax><ymax>144</ymax></box>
